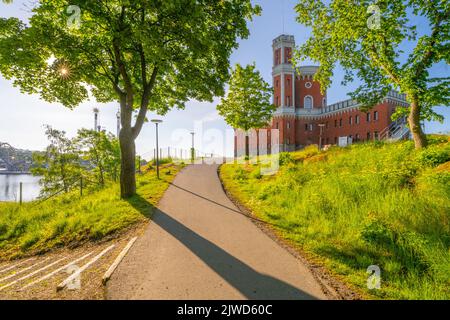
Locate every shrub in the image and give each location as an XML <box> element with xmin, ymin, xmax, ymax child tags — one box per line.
<box><xmin>279</xmin><ymin>152</ymin><xmax>293</xmax><ymax>166</ymax></box>
<box><xmin>249</xmin><ymin>167</ymin><xmax>262</xmax><ymax>180</ymax></box>
<box><xmin>362</xmin><ymin>218</ymin><xmax>432</xmax><ymax>273</ymax></box>
<box><xmin>416</xmin><ymin>144</ymin><xmax>450</xmax><ymax>167</ymax></box>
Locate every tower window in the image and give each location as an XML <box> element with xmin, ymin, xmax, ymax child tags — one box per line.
<box><xmin>304</xmin><ymin>95</ymin><xmax>313</xmax><ymax>109</ymax></box>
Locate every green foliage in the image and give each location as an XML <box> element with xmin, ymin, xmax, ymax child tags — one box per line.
<box><xmin>217</xmin><ymin>63</ymin><xmax>275</xmax><ymax>131</ymax></box>
<box><xmin>32</xmin><ymin>126</ymin><xmax>121</xmax><ymax>196</ymax></box>
<box><xmin>0</xmin><ymin>1</ymin><xmax>261</xmax><ymax>112</ymax></box>
<box><xmin>220</xmin><ymin>137</ymin><xmax>450</xmax><ymax>299</ymax></box>
<box><xmin>278</xmin><ymin>152</ymin><xmax>293</xmax><ymax>166</ymax></box>
<box><xmin>0</xmin><ymin>165</ymin><xmax>180</xmax><ymax>260</ymax></box>
<box><xmin>293</xmin><ymin>0</ymin><xmax>449</xmax><ymax>148</ymax></box>
<box><xmin>416</xmin><ymin>143</ymin><xmax>450</xmax><ymax>167</ymax></box>
<box><xmin>75</xmin><ymin>129</ymin><xmax>121</xmax><ymax>184</ymax></box>
<box><xmin>31</xmin><ymin>125</ymin><xmax>82</xmax><ymax>195</ymax></box>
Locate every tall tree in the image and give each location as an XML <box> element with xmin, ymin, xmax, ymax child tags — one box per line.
<box><xmin>0</xmin><ymin>0</ymin><xmax>260</xmax><ymax>197</ymax></box>
<box><xmin>75</xmin><ymin>129</ymin><xmax>121</xmax><ymax>185</ymax></box>
<box><xmin>32</xmin><ymin>125</ymin><xmax>81</xmax><ymax>195</ymax></box>
<box><xmin>217</xmin><ymin>63</ymin><xmax>275</xmax><ymax>157</ymax></box>
<box><xmin>294</xmin><ymin>0</ymin><xmax>449</xmax><ymax>149</ymax></box>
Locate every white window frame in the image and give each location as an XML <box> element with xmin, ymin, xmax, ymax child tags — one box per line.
<box><xmin>304</xmin><ymin>95</ymin><xmax>313</xmax><ymax>109</ymax></box>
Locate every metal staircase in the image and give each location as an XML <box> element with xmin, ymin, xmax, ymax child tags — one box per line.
<box><xmin>379</xmin><ymin>117</ymin><xmax>410</xmax><ymax>142</ymax></box>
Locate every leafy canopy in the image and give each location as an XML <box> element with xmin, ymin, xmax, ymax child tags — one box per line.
<box><xmin>0</xmin><ymin>0</ymin><xmax>261</xmax><ymax>116</ymax></box>
<box><xmin>294</xmin><ymin>0</ymin><xmax>449</xmax><ymax>121</ymax></box>
<box><xmin>217</xmin><ymin>63</ymin><xmax>275</xmax><ymax>131</ymax></box>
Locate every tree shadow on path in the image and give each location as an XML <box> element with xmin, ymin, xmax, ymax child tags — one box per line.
<box><xmin>127</xmin><ymin>195</ymin><xmax>318</xmax><ymax>300</ymax></box>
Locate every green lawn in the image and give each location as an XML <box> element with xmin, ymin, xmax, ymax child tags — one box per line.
<box><xmin>220</xmin><ymin>136</ymin><xmax>450</xmax><ymax>299</ymax></box>
<box><xmin>0</xmin><ymin>163</ymin><xmax>183</xmax><ymax>260</ymax></box>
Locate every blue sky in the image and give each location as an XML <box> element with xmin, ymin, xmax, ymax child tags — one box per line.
<box><xmin>0</xmin><ymin>0</ymin><xmax>448</xmax><ymax>158</ymax></box>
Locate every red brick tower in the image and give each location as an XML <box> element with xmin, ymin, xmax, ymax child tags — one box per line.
<box><xmin>271</xmin><ymin>35</ymin><xmax>296</xmax><ymax>151</ymax></box>
<box><xmin>294</xmin><ymin>65</ymin><xmax>326</xmax><ymax>147</ymax></box>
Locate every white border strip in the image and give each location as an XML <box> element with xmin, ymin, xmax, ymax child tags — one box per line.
<box><xmin>0</xmin><ymin>258</ymin><xmax>34</xmax><ymax>275</ymax></box>
<box><xmin>57</xmin><ymin>244</ymin><xmax>115</xmax><ymax>291</ymax></box>
<box><xmin>0</xmin><ymin>257</ymin><xmax>67</xmax><ymax>291</ymax></box>
<box><xmin>21</xmin><ymin>251</ymin><xmax>95</xmax><ymax>290</ymax></box>
<box><xmin>0</xmin><ymin>257</ymin><xmax>50</xmax><ymax>283</ymax></box>
<box><xmin>102</xmin><ymin>237</ymin><xmax>137</xmax><ymax>285</ymax></box>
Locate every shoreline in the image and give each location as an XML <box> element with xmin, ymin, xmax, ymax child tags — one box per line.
<box><xmin>0</xmin><ymin>172</ymin><xmax>32</xmax><ymax>175</ymax></box>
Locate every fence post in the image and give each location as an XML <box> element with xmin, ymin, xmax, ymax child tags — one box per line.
<box><xmin>80</xmin><ymin>177</ymin><xmax>83</xmax><ymax>197</ymax></box>
<box><xmin>168</xmin><ymin>147</ymin><xmax>170</xmax><ymax>158</ymax></box>
<box><xmin>19</xmin><ymin>182</ymin><xmax>23</xmax><ymax>205</ymax></box>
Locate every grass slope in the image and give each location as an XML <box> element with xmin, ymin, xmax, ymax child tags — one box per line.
<box><xmin>220</xmin><ymin>136</ymin><xmax>450</xmax><ymax>299</ymax></box>
<box><xmin>0</xmin><ymin>164</ymin><xmax>182</xmax><ymax>260</ymax></box>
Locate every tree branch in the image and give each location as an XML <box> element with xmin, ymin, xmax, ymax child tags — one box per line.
<box><xmin>413</xmin><ymin>11</ymin><xmax>448</xmax><ymax>78</ymax></box>
<box><xmin>132</xmin><ymin>66</ymin><xmax>158</xmax><ymax>139</ymax></box>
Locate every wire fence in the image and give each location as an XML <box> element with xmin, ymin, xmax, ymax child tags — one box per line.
<box><xmin>140</xmin><ymin>147</ymin><xmax>221</xmax><ymax>162</ymax></box>
<box><xmin>30</xmin><ymin>175</ymin><xmax>100</xmax><ymax>207</ymax></box>
<box><xmin>9</xmin><ymin>147</ymin><xmax>225</xmax><ymax>205</ymax></box>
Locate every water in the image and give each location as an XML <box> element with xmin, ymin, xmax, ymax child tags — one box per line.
<box><xmin>0</xmin><ymin>174</ymin><xmax>41</xmax><ymax>202</ymax></box>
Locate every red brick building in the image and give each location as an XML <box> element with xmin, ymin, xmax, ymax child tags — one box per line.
<box><xmin>235</xmin><ymin>35</ymin><xmax>410</xmax><ymax>156</ymax></box>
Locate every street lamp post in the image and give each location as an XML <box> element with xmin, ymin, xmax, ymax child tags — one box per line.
<box><xmin>93</xmin><ymin>108</ymin><xmax>99</xmax><ymax>132</ymax></box>
<box><xmin>151</xmin><ymin>119</ymin><xmax>163</xmax><ymax>179</ymax></box>
<box><xmin>318</xmin><ymin>123</ymin><xmax>325</xmax><ymax>150</ymax></box>
<box><xmin>190</xmin><ymin>132</ymin><xmax>195</xmax><ymax>164</ymax></box>
<box><xmin>116</xmin><ymin>109</ymin><xmax>121</xmax><ymax>138</ymax></box>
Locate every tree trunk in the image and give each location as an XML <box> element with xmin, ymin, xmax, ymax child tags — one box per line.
<box><xmin>245</xmin><ymin>134</ymin><xmax>249</xmax><ymax>158</ymax></box>
<box><xmin>408</xmin><ymin>99</ymin><xmax>427</xmax><ymax>149</ymax></box>
<box><xmin>119</xmin><ymin>127</ymin><xmax>136</xmax><ymax>198</ymax></box>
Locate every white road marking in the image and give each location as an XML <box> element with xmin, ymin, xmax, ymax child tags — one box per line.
<box><xmin>57</xmin><ymin>244</ymin><xmax>115</xmax><ymax>291</ymax></box>
<box><xmin>102</xmin><ymin>237</ymin><xmax>137</xmax><ymax>285</ymax></box>
<box><xmin>21</xmin><ymin>251</ymin><xmax>95</xmax><ymax>290</ymax></box>
<box><xmin>0</xmin><ymin>257</ymin><xmax>50</xmax><ymax>283</ymax></box>
<box><xmin>0</xmin><ymin>257</ymin><xmax>67</xmax><ymax>291</ymax></box>
<box><xmin>0</xmin><ymin>258</ymin><xmax>34</xmax><ymax>275</ymax></box>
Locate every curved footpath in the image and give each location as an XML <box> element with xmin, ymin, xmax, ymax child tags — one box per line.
<box><xmin>107</xmin><ymin>164</ymin><xmax>329</xmax><ymax>299</ymax></box>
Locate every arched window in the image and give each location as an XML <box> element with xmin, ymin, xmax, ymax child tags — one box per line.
<box><xmin>304</xmin><ymin>95</ymin><xmax>313</xmax><ymax>109</ymax></box>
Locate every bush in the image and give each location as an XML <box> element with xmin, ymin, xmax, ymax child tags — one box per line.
<box><xmin>416</xmin><ymin>144</ymin><xmax>450</xmax><ymax>167</ymax></box>
<box><xmin>279</xmin><ymin>152</ymin><xmax>293</xmax><ymax>166</ymax></box>
<box><xmin>362</xmin><ymin>218</ymin><xmax>435</xmax><ymax>275</ymax></box>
